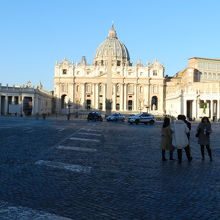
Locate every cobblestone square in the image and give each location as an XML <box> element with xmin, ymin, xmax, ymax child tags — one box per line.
<box><xmin>0</xmin><ymin>117</ymin><xmax>220</xmax><ymax>220</ymax></box>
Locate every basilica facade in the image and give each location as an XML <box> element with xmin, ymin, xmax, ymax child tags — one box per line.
<box><xmin>54</xmin><ymin>26</ymin><xmax>220</xmax><ymax>120</ymax></box>
<box><xmin>54</xmin><ymin>25</ymin><xmax>165</xmax><ymax>115</ymax></box>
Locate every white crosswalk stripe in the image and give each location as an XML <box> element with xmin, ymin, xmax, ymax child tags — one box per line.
<box><xmin>0</xmin><ymin>201</ymin><xmax>74</xmax><ymax>219</ymax></box>
<box><xmin>69</xmin><ymin>137</ymin><xmax>100</xmax><ymax>142</ymax></box>
<box><xmin>77</xmin><ymin>132</ymin><xmax>101</xmax><ymax>136</ymax></box>
<box><xmin>57</xmin><ymin>145</ymin><xmax>97</xmax><ymax>152</ymax></box>
<box><xmin>35</xmin><ymin>160</ymin><xmax>92</xmax><ymax>173</ymax></box>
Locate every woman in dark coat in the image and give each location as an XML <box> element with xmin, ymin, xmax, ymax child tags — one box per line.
<box><xmin>161</xmin><ymin>117</ymin><xmax>174</xmax><ymax>161</ymax></box>
<box><xmin>196</xmin><ymin>117</ymin><xmax>212</xmax><ymax>161</ymax></box>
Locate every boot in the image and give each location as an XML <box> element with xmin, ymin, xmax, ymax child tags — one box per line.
<box><xmin>177</xmin><ymin>149</ymin><xmax>182</xmax><ymax>163</ymax></box>
<box><xmin>162</xmin><ymin>150</ymin><xmax>167</xmax><ymax>161</ymax></box>
<box><xmin>169</xmin><ymin>150</ymin><xmax>174</xmax><ymax>160</ymax></box>
<box><xmin>206</xmin><ymin>145</ymin><xmax>212</xmax><ymax>161</ymax></box>
<box><xmin>200</xmin><ymin>145</ymin><xmax>205</xmax><ymax>160</ymax></box>
<box><xmin>185</xmin><ymin>145</ymin><xmax>192</xmax><ymax>162</ymax></box>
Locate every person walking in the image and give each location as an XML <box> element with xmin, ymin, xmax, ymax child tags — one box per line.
<box><xmin>182</xmin><ymin>115</ymin><xmax>193</xmax><ymax>161</ymax></box>
<box><xmin>171</xmin><ymin>115</ymin><xmax>191</xmax><ymax>163</ymax></box>
<box><xmin>196</xmin><ymin>117</ymin><xmax>212</xmax><ymax>161</ymax></box>
<box><xmin>161</xmin><ymin>117</ymin><xmax>174</xmax><ymax>161</ymax></box>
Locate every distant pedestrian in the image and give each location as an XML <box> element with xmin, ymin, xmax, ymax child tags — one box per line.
<box><xmin>171</xmin><ymin>115</ymin><xmax>192</xmax><ymax>163</ymax></box>
<box><xmin>161</xmin><ymin>117</ymin><xmax>174</xmax><ymax>161</ymax></box>
<box><xmin>182</xmin><ymin>115</ymin><xmax>192</xmax><ymax>160</ymax></box>
<box><xmin>196</xmin><ymin>117</ymin><xmax>212</xmax><ymax>161</ymax></box>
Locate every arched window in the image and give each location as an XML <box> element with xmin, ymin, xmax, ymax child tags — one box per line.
<box><xmin>151</xmin><ymin>96</ymin><xmax>158</xmax><ymax>110</ymax></box>
<box><xmin>61</xmin><ymin>94</ymin><xmax>67</xmax><ymax>109</ymax></box>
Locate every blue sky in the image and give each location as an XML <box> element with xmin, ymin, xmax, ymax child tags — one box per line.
<box><xmin>0</xmin><ymin>0</ymin><xmax>220</xmax><ymax>91</ymax></box>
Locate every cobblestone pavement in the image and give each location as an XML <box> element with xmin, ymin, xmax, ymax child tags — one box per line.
<box><xmin>0</xmin><ymin>117</ymin><xmax>220</xmax><ymax>220</ymax></box>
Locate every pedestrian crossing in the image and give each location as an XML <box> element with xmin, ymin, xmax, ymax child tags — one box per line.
<box><xmin>35</xmin><ymin>127</ymin><xmax>102</xmax><ymax>174</ymax></box>
<box><xmin>0</xmin><ymin>201</ymin><xmax>74</xmax><ymax>220</ymax></box>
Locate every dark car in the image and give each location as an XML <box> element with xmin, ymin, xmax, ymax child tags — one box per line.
<box><xmin>87</xmin><ymin>112</ymin><xmax>103</xmax><ymax>121</ymax></box>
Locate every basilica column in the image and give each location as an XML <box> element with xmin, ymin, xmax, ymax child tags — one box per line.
<box><xmin>134</xmin><ymin>84</ymin><xmax>137</xmax><ymax>111</ymax></box>
<box><xmin>123</xmin><ymin>84</ymin><xmax>127</xmax><ymax>111</ymax></box>
<box><xmin>102</xmin><ymin>84</ymin><xmax>106</xmax><ymax>111</ymax></box>
<box><xmin>92</xmin><ymin>84</ymin><xmax>95</xmax><ymax>109</ymax></box>
<box><xmin>120</xmin><ymin>84</ymin><xmax>123</xmax><ymax>111</ymax></box>
<box><xmin>81</xmin><ymin>84</ymin><xmax>85</xmax><ymax>109</ymax></box>
<box><xmin>95</xmin><ymin>84</ymin><xmax>99</xmax><ymax>109</ymax></box>
<box><xmin>112</xmin><ymin>84</ymin><xmax>116</xmax><ymax>111</ymax></box>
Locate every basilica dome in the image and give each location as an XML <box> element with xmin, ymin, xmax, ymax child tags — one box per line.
<box><xmin>94</xmin><ymin>25</ymin><xmax>130</xmax><ymax>66</ymax></box>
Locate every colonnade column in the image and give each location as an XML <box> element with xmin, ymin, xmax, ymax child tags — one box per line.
<box><xmin>210</xmin><ymin>100</ymin><xmax>213</xmax><ymax>119</ymax></box>
<box><xmin>5</xmin><ymin>96</ymin><xmax>8</xmax><ymax>114</ymax></box>
<box><xmin>123</xmin><ymin>84</ymin><xmax>127</xmax><ymax>111</ymax></box>
<box><xmin>31</xmin><ymin>95</ymin><xmax>35</xmax><ymax>115</ymax></box>
<box><xmin>217</xmin><ymin>100</ymin><xmax>220</xmax><ymax>119</ymax></box>
<box><xmin>120</xmin><ymin>84</ymin><xmax>123</xmax><ymax>111</ymax></box>
<box><xmin>192</xmin><ymin>99</ymin><xmax>197</xmax><ymax>119</ymax></box>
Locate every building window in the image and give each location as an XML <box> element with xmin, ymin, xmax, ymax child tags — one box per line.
<box><xmin>139</xmin><ymin>86</ymin><xmax>143</xmax><ymax>93</ymax></box>
<box><xmin>86</xmin><ymin>99</ymin><xmax>91</xmax><ymax>109</ymax></box>
<box><xmin>61</xmin><ymin>94</ymin><xmax>67</xmax><ymax>109</ymax></box>
<box><xmin>99</xmin><ymin>103</ymin><xmax>102</xmax><ymax>110</ymax></box>
<box><xmin>61</xmin><ymin>84</ymin><xmax>67</xmax><ymax>92</ymax></box>
<box><xmin>116</xmin><ymin>103</ymin><xmax>120</xmax><ymax>110</ymax></box>
<box><xmin>151</xmin><ymin>96</ymin><xmax>158</xmax><ymax>110</ymax></box>
<box><xmin>63</xmin><ymin>69</ymin><xmax>67</xmax><ymax>74</ymax></box>
<box><xmin>101</xmin><ymin>60</ymin><xmax>104</xmax><ymax>66</ymax></box>
<box><xmin>128</xmin><ymin>84</ymin><xmax>133</xmax><ymax>94</ymax></box>
<box><xmin>213</xmin><ymin>73</ymin><xmax>216</xmax><ymax>79</ymax></box>
<box><xmin>76</xmin><ymin>85</ymin><xmax>79</xmax><ymax>92</ymax></box>
<box><xmin>99</xmin><ymin>84</ymin><xmax>102</xmax><ymax>93</ymax></box>
<box><xmin>86</xmin><ymin>84</ymin><xmax>91</xmax><ymax>93</ymax></box>
<box><xmin>128</xmin><ymin>100</ymin><xmax>133</xmax><ymax>110</ymax></box>
<box><xmin>116</xmin><ymin>85</ymin><xmax>120</xmax><ymax>93</ymax></box>
<box><xmin>153</xmin><ymin>70</ymin><xmax>157</xmax><ymax>76</ymax></box>
<box><xmin>117</xmin><ymin>60</ymin><xmax>121</xmax><ymax>66</ymax></box>
<box><xmin>14</xmin><ymin>96</ymin><xmax>19</xmax><ymax>104</ymax></box>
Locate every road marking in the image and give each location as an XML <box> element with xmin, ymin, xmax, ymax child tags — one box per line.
<box><xmin>58</xmin><ymin>128</ymin><xmax>65</xmax><ymax>132</ymax></box>
<box><xmin>35</xmin><ymin>160</ymin><xmax>92</xmax><ymax>173</ymax></box>
<box><xmin>0</xmin><ymin>201</ymin><xmax>74</xmax><ymax>219</ymax></box>
<box><xmin>77</xmin><ymin>132</ymin><xmax>101</xmax><ymax>136</ymax></box>
<box><xmin>57</xmin><ymin>145</ymin><xmax>97</xmax><ymax>152</ymax></box>
<box><xmin>80</xmin><ymin>128</ymin><xmax>99</xmax><ymax>132</ymax></box>
<box><xmin>69</xmin><ymin>137</ymin><xmax>100</xmax><ymax>142</ymax></box>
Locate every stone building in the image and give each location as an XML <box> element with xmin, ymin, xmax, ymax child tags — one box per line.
<box><xmin>54</xmin><ymin>25</ymin><xmax>165</xmax><ymax>115</ymax></box>
<box><xmin>0</xmin><ymin>82</ymin><xmax>53</xmax><ymax>116</ymax></box>
<box><xmin>166</xmin><ymin>57</ymin><xmax>220</xmax><ymax>120</ymax></box>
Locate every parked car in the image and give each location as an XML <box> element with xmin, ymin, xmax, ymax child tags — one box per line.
<box><xmin>87</xmin><ymin>112</ymin><xmax>103</xmax><ymax>121</ymax></box>
<box><xmin>106</xmin><ymin>113</ymin><xmax>125</xmax><ymax>121</ymax></box>
<box><xmin>128</xmin><ymin>113</ymin><xmax>155</xmax><ymax>125</ymax></box>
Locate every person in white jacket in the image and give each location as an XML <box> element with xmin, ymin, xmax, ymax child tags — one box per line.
<box><xmin>171</xmin><ymin>115</ymin><xmax>192</xmax><ymax>163</ymax></box>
